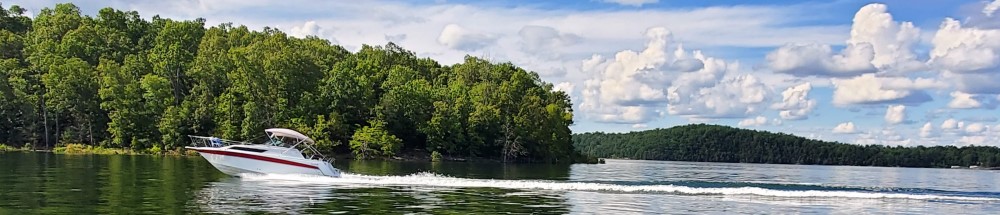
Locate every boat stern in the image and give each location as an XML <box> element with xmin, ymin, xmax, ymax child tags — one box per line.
<box><xmin>318</xmin><ymin>162</ymin><xmax>341</xmax><ymax>177</ymax></box>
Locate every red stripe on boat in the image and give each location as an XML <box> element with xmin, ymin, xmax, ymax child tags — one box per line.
<box><xmin>195</xmin><ymin>149</ymin><xmax>318</xmax><ymax>169</ymax></box>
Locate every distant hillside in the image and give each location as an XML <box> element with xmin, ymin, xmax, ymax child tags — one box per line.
<box><xmin>573</xmin><ymin>124</ymin><xmax>1000</xmax><ymax>168</ymax></box>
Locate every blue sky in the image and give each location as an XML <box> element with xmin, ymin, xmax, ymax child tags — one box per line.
<box><xmin>9</xmin><ymin>0</ymin><xmax>1000</xmax><ymax>146</ymax></box>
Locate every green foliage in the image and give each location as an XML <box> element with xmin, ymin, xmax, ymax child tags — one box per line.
<box><xmin>0</xmin><ymin>144</ymin><xmax>19</xmax><ymax>151</ymax></box>
<box><xmin>350</xmin><ymin>120</ymin><xmax>402</xmax><ymax>159</ymax></box>
<box><xmin>0</xmin><ymin>30</ymin><xmax>25</xmax><ymax>59</ymax></box>
<box><xmin>379</xmin><ymin>79</ymin><xmax>434</xmax><ymax>147</ymax></box>
<box><xmin>574</xmin><ymin>124</ymin><xmax>1000</xmax><ymax>168</ymax></box>
<box><xmin>41</xmin><ymin>56</ymin><xmax>105</xmax><ymax>145</ymax></box>
<box><xmin>147</xmin><ymin>144</ymin><xmax>162</xmax><ymax>154</ymax></box>
<box><xmin>99</xmin><ymin>55</ymin><xmax>156</xmax><ymax>149</ymax></box>
<box><xmin>0</xmin><ymin>58</ymin><xmax>36</xmax><ymax>147</ymax></box>
<box><xmin>53</xmin><ymin>143</ymin><xmax>132</xmax><ymax>155</ymax></box>
<box><xmin>286</xmin><ymin>113</ymin><xmax>348</xmax><ymax>154</ymax></box>
<box><xmin>0</xmin><ymin>3</ymin><xmax>582</xmax><ymax>163</ymax></box>
<box><xmin>0</xmin><ymin>4</ymin><xmax>32</xmax><ymax>35</ymax></box>
<box><xmin>431</xmin><ymin>151</ymin><xmax>443</xmax><ymax>162</ymax></box>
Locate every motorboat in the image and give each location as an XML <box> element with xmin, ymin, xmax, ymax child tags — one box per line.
<box><xmin>186</xmin><ymin>128</ymin><xmax>341</xmax><ymax>177</ymax></box>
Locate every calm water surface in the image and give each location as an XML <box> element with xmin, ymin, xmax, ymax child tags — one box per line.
<box><xmin>2</xmin><ymin>152</ymin><xmax>1000</xmax><ymax>214</ymax></box>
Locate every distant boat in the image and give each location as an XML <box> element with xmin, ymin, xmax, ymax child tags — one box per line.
<box><xmin>186</xmin><ymin>128</ymin><xmax>341</xmax><ymax>177</ymax></box>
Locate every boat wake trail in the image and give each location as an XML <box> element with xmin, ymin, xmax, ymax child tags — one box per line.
<box><xmin>240</xmin><ymin>172</ymin><xmax>1000</xmax><ymax>202</ymax></box>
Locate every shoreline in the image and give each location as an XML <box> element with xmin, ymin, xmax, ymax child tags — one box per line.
<box><xmin>598</xmin><ymin>157</ymin><xmax>1000</xmax><ymax>170</ymax></box>
<box><xmin>7</xmin><ymin>148</ymin><xmax>992</xmax><ymax>169</ymax></box>
<box><xmin>2</xmin><ymin>144</ymin><xmax>599</xmax><ymax>164</ymax></box>
<box><xmin>2</xmin><ymin>144</ymin><xmax>198</xmax><ymax>156</ymax></box>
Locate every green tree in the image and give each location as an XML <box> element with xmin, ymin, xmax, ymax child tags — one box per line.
<box><xmin>94</xmin><ymin>7</ymin><xmax>150</xmax><ymax>58</ymax></box>
<box><xmin>42</xmin><ymin>57</ymin><xmax>103</xmax><ymax>144</ymax></box>
<box><xmin>421</xmin><ymin>100</ymin><xmax>467</xmax><ymax>155</ymax></box>
<box><xmin>98</xmin><ymin>58</ymin><xmax>138</xmax><ymax>147</ymax></box>
<box><xmin>0</xmin><ymin>4</ymin><xmax>32</xmax><ymax>34</ymax></box>
<box><xmin>378</xmin><ymin>79</ymin><xmax>434</xmax><ymax>149</ymax></box>
<box><xmin>0</xmin><ymin>30</ymin><xmax>24</xmax><ymax>59</ymax></box>
<box><xmin>148</xmin><ymin>18</ymin><xmax>204</xmax><ymax>108</ymax></box>
<box><xmin>350</xmin><ymin>119</ymin><xmax>402</xmax><ymax>159</ymax></box>
<box><xmin>0</xmin><ymin>58</ymin><xmax>35</xmax><ymax>146</ymax></box>
<box><xmin>59</xmin><ymin>24</ymin><xmax>103</xmax><ymax>65</ymax></box>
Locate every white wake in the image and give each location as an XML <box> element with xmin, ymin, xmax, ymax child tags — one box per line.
<box><xmin>239</xmin><ymin>172</ymin><xmax>1000</xmax><ymax>202</ymax></box>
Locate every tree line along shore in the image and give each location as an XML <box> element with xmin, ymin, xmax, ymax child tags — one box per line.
<box><xmin>574</xmin><ymin>124</ymin><xmax>1000</xmax><ymax>168</ymax></box>
<box><xmin>0</xmin><ymin>3</ymin><xmax>590</xmax><ymax>163</ymax></box>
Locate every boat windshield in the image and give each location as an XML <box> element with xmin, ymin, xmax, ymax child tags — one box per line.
<box><xmin>267</xmin><ymin>136</ymin><xmax>300</xmax><ymax>147</ymax></box>
<box><xmin>264</xmin><ymin>128</ymin><xmax>327</xmax><ymax>160</ymax></box>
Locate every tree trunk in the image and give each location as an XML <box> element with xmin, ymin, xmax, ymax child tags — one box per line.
<box><xmin>88</xmin><ymin>117</ymin><xmax>93</xmax><ymax>145</ymax></box>
<box><xmin>500</xmin><ymin>121</ymin><xmax>521</xmax><ymax>163</ymax></box>
<box><xmin>42</xmin><ymin>95</ymin><xmax>48</xmax><ymax>149</ymax></box>
<box><xmin>54</xmin><ymin>111</ymin><xmax>59</xmax><ymax>146</ymax></box>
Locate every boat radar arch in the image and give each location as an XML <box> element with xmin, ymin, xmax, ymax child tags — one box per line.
<box><xmin>265</xmin><ymin>128</ymin><xmax>315</xmax><ymax>144</ymax></box>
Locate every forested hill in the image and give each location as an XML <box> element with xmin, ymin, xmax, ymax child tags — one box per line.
<box><xmin>0</xmin><ymin>3</ymin><xmax>583</xmax><ymax>162</ymax></box>
<box><xmin>573</xmin><ymin>124</ymin><xmax>1000</xmax><ymax>168</ymax></box>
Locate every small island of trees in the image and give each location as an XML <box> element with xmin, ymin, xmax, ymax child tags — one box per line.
<box><xmin>574</xmin><ymin>124</ymin><xmax>1000</xmax><ymax>168</ymax></box>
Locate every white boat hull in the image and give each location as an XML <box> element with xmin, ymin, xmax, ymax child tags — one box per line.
<box><xmin>188</xmin><ymin>147</ymin><xmax>341</xmax><ymax>177</ymax></box>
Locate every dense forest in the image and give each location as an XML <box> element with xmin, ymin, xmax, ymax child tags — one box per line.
<box><xmin>574</xmin><ymin>124</ymin><xmax>1000</xmax><ymax>168</ymax></box>
<box><xmin>0</xmin><ymin>3</ymin><xmax>582</xmax><ymax>162</ymax></box>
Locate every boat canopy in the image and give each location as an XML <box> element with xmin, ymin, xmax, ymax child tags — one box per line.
<box><xmin>265</xmin><ymin>128</ymin><xmax>315</xmax><ymax>144</ymax></box>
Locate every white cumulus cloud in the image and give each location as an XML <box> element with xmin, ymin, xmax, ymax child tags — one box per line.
<box><xmin>831</xmin><ymin>74</ymin><xmax>933</xmax><ymax>106</ymax></box>
<box><xmin>833</xmin><ymin>122</ymin><xmax>857</xmax><ymax>134</ymax></box>
<box><xmin>879</xmin><ymin>76</ymin><xmax>949</xmax><ymax>90</ymax></box>
<box><xmin>941</xmin><ymin>118</ymin><xmax>962</xmax><ymax>130</ymax></box>
<box><xmin>738</xmin><ymin>116</ymin><xmax>768</xmax><ymax>127</ymax></box>
<box><xmin>578</xmin><ymin>28</ymin><xmax>673</xmax><ymax>123</ymax></box>
<box><xmin>985</xmin><ymin>0</ymin><xmax>1000</xmax><ymax>17</ymax></box>
<box><xmin>771</xmin><ymin>83</ymin><xmax>816</xmax><ymax>120</ymax></box>
<box><xmin>580</xmin><ymin>27</ymin><xmax>767</xmax><ymax>123</ymax></box>
<box><xmin>846</xmin><ymin>4</ymin><xmax>922</xmax><ymax>72</ymax></box>
<box><xmin>666</xmin><ymin>73</ymin><xmax>769</xmax><ymax>119</ymax></box>
<box><xmin>929</xmin><ymin>17</ymin><xmax>1000</xmax><ymax>94</ymax></box>
<box><xmin>766</xmin><ymin>43</ymin><xmax>876</xmax><ymax>77</ymax></box>
<box><xmin>966</xmin><ymin>123</ymin><xmax>987</xmax><ymax>134</ymax></box>
<box><xmin>948</xmin><ymin>91</ymin><xmax>983</xmax><ymax>109</ymax></box>
<box><xmin>766</xmin><ymin>3</ymin><xmax>922</xmax><ymax>77</ymax></box>
<box><xmin>437</xmin><ymin>24</ymin><xmax>497</xmax><ymax>51</ymax></box>
<box><xmin>288</xmin><ymin>20</ymin><xmax>336</xmax><ymax>42</ymax></box>
<box><xmin>884</xmin><ymin>105</ymin><xmax>906</xmax><ymax>124</ymax></box>
<box><xmin>553</xmin><ymin>82</ymin><xmax>575</xmax><ymax>96</ymax></box>
<box><xmin>920</xmin><ymin>122</ymin><xmax>938</xmax><ymax>138</ymax></box>
<box><xmin>929</xmin><ymin>18</ymin><xmax>1000</xmax><ymax>74</ymax></box>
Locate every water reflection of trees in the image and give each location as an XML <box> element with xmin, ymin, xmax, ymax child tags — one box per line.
<box><xmin>309</xmin><ymin>187</ymin><xmax>569</xmax><ymax>214</ymax></box>
<box><xmin>0</xmin><ymin>153</ymin><xmax>222</xmax><ymax>214</ymax></box>
<box><xmin>0</xmin><ymin>154</ymin><xmax>573</xmax><ymax>214</ymax></box>
<box><xmin>337</xmin><ymin>160</ymin><xmax>572</xmax><ymax>180</ymax></box>
<box><xmin>194</xmin><ymin>173</ymin><xmax>571</xmax><ymax>214</ymax></box>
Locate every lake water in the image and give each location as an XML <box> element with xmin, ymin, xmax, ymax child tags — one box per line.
<box><xmin>2</xmin><ymin>152</ymin><xmax>999</xmax><ymax>214</ymax></box>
